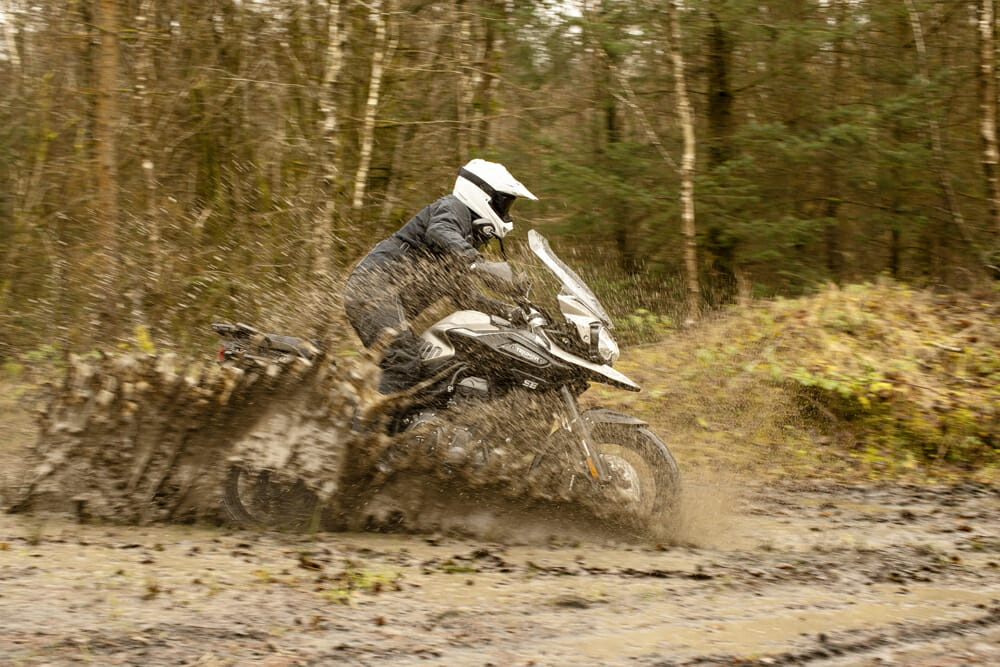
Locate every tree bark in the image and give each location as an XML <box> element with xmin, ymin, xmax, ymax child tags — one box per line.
<box><xmin>668</xmin><ymin>0</ymin><xmax>700</xmax><ymax>323</ymax></box>
<box><xmin>704</xmin><ymin>0</ymin><xmax>738</xmax><ymax>298</ymax></box>
<box><xmin>455</xmin><ymin>0</ymin><xmax>478</xmax><ymax>162</ymax></box>
<box><xmin>95</xmin><ymin>0</ymin><xmax>121</xmax><ymax>337</ymax></box>
<box><xmin>352</xmin><ymin>0</ymin><xmax>396</xmax><ymax>214</ymax></box>
<box><xmin>313</xmin><ymin>0</ymin><xmax>346</xmax><ymax>279</ymax></box>
<box><xmin>979</xmin><ymin>0</ymin><xmax>1000</xmax><ymax>251</ymax></box>
<box><xmin>380</xmin><ymin>123</ymin><xmax>413</xmax><ymax>225</ymax></box>
<box><xmin>134</xmin><ymin>0</ymin><xmax>160</xmax><ymax>308</ymax></box>
<box><xmin>474</xmin><ymin>1</ymin><xmax>502</xmax><ymax>151</ymax></box>
<box><xmin>705</xmin><ymin>0</ymin><xmax>733</xmax><ymax>168</ymax></box>
<box><xmin>2</xmin><ymin>0</ymin><xmax>21</xmax><ymax>76</ymax></box>
<box><xmin>904</xmin><ymin>0</ymin><xmax>971</xmax><ymax>260</ymax></box>
<box><xmin>824</xmin><ymin>0</ymin><xmax>846</xmax><ymax>281</ymax></box>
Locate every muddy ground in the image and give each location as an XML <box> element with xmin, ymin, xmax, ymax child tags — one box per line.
<box><xmin>3</xmin><ymin>478</ymin><xmax>1000</xmax><ymax>666</ymax></box>
<box><xmin>2</xmin><ymin>356</ymin><xmax>1000</xmax><ymax>665</ymax></box>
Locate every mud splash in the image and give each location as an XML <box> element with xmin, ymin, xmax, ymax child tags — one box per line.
<box><xmin>8</xmin><ymin>351</ymin><xmax>368</xmax><ymax>524</ymax></box>
<box><xmin>6</xmin><ymin>350</ymin><xmax>672</xmax><ymax>542</ymax></box>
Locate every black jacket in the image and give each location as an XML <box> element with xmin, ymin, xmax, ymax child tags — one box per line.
<box><xmin>391</xmin><ymin>194</ymin><xmax>491</xmax><ymax>262</ymax></box>
<box><xmin>345</xmin><ymin>194</ymin><xmax>510</xmax><ymax>327</ymax></box>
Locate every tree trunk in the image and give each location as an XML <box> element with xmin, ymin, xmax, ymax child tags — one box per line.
<box><xmin>705</xmin><ymin>1</ymin><xmax>733</xmax><ymax>168</ymax></box>
<box><xmin>704</xmin><ymin>0</ymin><xmax>738</xmax><ymax>298</ymax></box>
<box><xmin>889</xmin><ymin>226</ymin><xmax>902</xmax><ymax>278</ymax></box>
<box><xmin>904</xmin><ymin>0</ymin><xmax>970</xmax><ymax>266</ymax></box>
<box><xmin>583</xmin><ymin>1</ymin><xmax>652</xmax><ymax>275</ymax></box>
<box><xmin>352</xmin><ymin>0</ymin><xmax>396</xmax><ymax>214</ymax></box>
<box><xmin>668</xmin><ymin>0</ymin><xmax>700</xmax><ymax>323</ymax></box>
<box><xmin>2</xmin><ymin>0</ymin><xmax>21</xmax><ymax>77</ymax></box>
<box><xmin>455</xmin><ymin>0</ymin><xmax>479</xmax><ymax>162</ymax></box>
<box><xmin>95</xmin><ymin>0</ymin><xmax>121</xmax><ymax>338</ymax></box>
<box><xmin>313</xmin><ymin>0</ymin><xmax>346</xmax><ymax>279</ymax></box>
<box><xmin>134</xmin><ymin>0</ymin><xmax>160</xmax><ymax>328</ymax></box>
<box><xmin>475</xmin><ymin>1</ymin><xmax>502</xmax><ymax>151</ymax></box>
<box><xmin>824</xmin><ymin>0</ymin><xmax>846</xmax><ymax>281</ymax></box>
<box><xmin>979</xmin><ymin>0</ymin><xmax>1000</xmax><ymax>252</ymax></box>
<box><xmin>380</xmin><ymin>123</ymin><xmax>413</xmax><ymax>226</ymax></box>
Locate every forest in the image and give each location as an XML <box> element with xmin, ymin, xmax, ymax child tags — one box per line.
<box><xmin>2</xmin><ymin>0</ymin><xmax>999</xmax><ymax>355</ymax></box>
<box><xmin>4</xmin><ymin>6</ymin><xmax>1000</xmax><ymax>663</ymax></box>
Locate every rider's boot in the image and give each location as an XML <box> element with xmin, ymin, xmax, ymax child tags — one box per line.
<box><xmin>377</xmin><ymin>331</ymin><xmax>425</xmax><ymax>395</ymax></box>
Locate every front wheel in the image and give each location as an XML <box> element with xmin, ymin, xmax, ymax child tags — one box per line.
<box><xmin>593</xmin><ymin>423</ymin><xmax>680</xmax><ymax>525</ymax></box>
<box><xmin>222</xmin><ymin>466</ymin><xmax>323</xmax><ymax>531</ymax></box>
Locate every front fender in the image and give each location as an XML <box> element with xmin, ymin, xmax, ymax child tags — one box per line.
<box><xmin>582</xmin><ymin>407</ymin><xmax>648</xmax><ymax>427</ymax></box>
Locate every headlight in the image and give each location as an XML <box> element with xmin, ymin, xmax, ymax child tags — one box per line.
<box><xmin>595</xmin><ymin>325</ymin><xmax>619</xmax><ymax>365</ymax></box>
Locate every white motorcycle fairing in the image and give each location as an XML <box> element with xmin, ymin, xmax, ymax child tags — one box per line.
<box><xmin>418</xmin><ymin>311</ymin><xmax>639</xmax><ymax>392</ymax></box>
<box><xmin>416</xmin><ymin>230</ymin><xmax>640</xmax><ymax>393</ymax></box>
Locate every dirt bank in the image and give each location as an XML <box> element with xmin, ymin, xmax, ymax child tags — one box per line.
<box><xmin>3</xmin><ymin>479</ymin><xmax>1000</xmax><ymax>666</ymax></box>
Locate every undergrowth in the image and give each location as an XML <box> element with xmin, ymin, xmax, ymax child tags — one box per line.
<box><xmin>597</xmin><ymin>279</ymin><xmax>1000</xmax><ymax>482</ymax></box>
<box><xmin>3</xmin><ymin>278</ymin><xmax>998</xmax><ymax>485</ymax></box>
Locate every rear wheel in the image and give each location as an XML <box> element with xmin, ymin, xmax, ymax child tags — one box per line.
<box><xmin>593</xmin><ymin>423</ymin><xmax>680</xmax><ymax>524</ymax></box>
<box><xmin>222</xmin><ymin>466</ymin><xmax>322</xmax><ymax>531</ymax></box>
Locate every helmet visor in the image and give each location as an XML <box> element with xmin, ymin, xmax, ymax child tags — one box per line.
<box><xmin>491</xmin><ymin>192</ymin><xmax>517</xmax><ymax>222</ymax></box>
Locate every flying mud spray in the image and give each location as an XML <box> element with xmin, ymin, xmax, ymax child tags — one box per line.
<box><xmin>8</xmin><ymin>231</ymin><xmax>699</xmax><ymax>545</ymax></box>
<box><xmin>7</xmin><ymin>347</ymin><xmax>690</xmax><ymax>544</ymax></box>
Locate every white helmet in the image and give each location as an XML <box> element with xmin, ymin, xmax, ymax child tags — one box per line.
<box><xmin>452</xmin><ymin>159</ymin><xmax>537</xmax><ymax>239</ymax></box>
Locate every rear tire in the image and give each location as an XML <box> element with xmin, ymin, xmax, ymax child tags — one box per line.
<box><xmin>592</xmin><ymin>423</ymin><xmax>680</xmax><ymax>524</ymax></box>
<box><xmin>222</xmin><ymin>466</ymin><xmax>322</xmax><ymax>531</ymax></box>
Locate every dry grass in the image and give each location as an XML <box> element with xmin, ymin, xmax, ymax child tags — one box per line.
<box><xmin>591</xmin><ymin>279</ymin><xmax>1000</xmax><ymax>483</ymax></box>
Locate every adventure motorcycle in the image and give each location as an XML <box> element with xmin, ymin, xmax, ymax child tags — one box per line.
<box><xmin>213</xmin><ymin>230</ymin><xmax>679</xmax><ymax>532</ymax></box>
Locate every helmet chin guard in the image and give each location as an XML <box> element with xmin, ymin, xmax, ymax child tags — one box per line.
<box><xmin>453</xmin><ymin>159</ymin><xmax>536</xmax><ymax>238</ymax></box>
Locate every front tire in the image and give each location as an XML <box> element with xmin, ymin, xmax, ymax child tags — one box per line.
<box><xmin>222</xmin><ymin>466</ymin><xmax>322</xmax><ymax>531</ymax></box>
<box><xmin>592</xmin><ymin>423</ymin><xmax>680</xmax><ymax>524</ymax></box>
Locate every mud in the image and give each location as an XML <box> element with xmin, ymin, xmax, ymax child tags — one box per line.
<box><xmin>3</xmin><ymin>354</ymin><xmax>1000</xmax><ymax>664</ymax></box>
<box><xmin>3</xmin><ymin>480</ymin><xmax>1000</xmax><ymax>665</ymax></box>
<box><xmin>5</xmin><ymin>352</ymin><xmax>364</xmax><ymax>523</ymax></box>
<box><xmin>5</xmin><ymin>351</ymin><xmax>666</xmax><ymax>538</ymax></box>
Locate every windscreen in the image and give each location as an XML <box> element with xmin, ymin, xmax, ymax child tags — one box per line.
<box><xmin>527</xmin><ymin>230</ymin><xmax>613</xmax><ymax>327</ymax></box>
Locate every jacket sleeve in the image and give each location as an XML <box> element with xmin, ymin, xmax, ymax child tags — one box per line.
<box><xmin>424</xmin><ymin>200</ymin><xmax>480</xmax><ymax>262</ymax></box>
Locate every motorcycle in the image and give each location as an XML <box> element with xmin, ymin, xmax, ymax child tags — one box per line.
<box><xmin>213</xmin><ymin>230</ymin><xmax>679</xmax><ymax>533</ymax></box>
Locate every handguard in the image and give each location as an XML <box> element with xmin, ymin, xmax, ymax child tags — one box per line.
<box><xmin>469</xmin><ymin>259</ymin><xmax>521</xmax><ymax>298</ymax></box>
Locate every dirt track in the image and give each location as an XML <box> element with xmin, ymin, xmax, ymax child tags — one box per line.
<box><xmin>3</xmin><ymin>479</ymin><xmax>1000</xmax><ymax>666</ymax></box>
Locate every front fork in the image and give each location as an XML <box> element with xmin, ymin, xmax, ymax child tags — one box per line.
<box><xmin>559</xmin><ymin>385</ymin><xmax>609</xmax><ymax>482</ymax></box>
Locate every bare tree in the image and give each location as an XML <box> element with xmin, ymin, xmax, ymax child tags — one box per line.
<box><xmin>979</xmin><ymin>0</ymin><xmax>1000</xmax><ymax>254</ymax></box>
<box><xmin>352</xmin><ymin>0</ymin><xmax>397</xmax><ymax>213</ymax></box>
<box><xmin>904</xmin><ymin>0</ymin><xmax>970</xmax><ymax>252</ymax></box>
<box><xmin>667</xmin><ymin>0</ymin><xmax>700</xmax><ymax>323</ymax></box>
<box><xmin>95</xmin><ymin>0</ymin><xmax>121</xmax><ymax>335</ymax></box>
<box><xmin>313</xmin><ymin>0</ymin><xmax>347</xmax><ymax>279</ymax></box>
<box><xmin>134</xmin><ymin>0</ymin><xmax>160</xmax><ymax>306</ymax></box>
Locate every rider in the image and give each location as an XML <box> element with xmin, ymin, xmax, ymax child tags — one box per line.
<box><xmin>344</xmin><ymin>159</ymin><xmax>537</xmax><ymax>394</ymax></box>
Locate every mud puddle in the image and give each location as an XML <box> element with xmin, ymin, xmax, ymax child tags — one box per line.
<box><xmin>3</xmin><ymin>479</ymin><xmax>1000</xmax><ymax>665</ymax></box>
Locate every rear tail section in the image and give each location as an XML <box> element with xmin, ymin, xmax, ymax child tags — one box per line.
<box><xmin>212</xmin><ymin>322</ymin><xmax>321</xmax><ymax>365</ymax></box>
